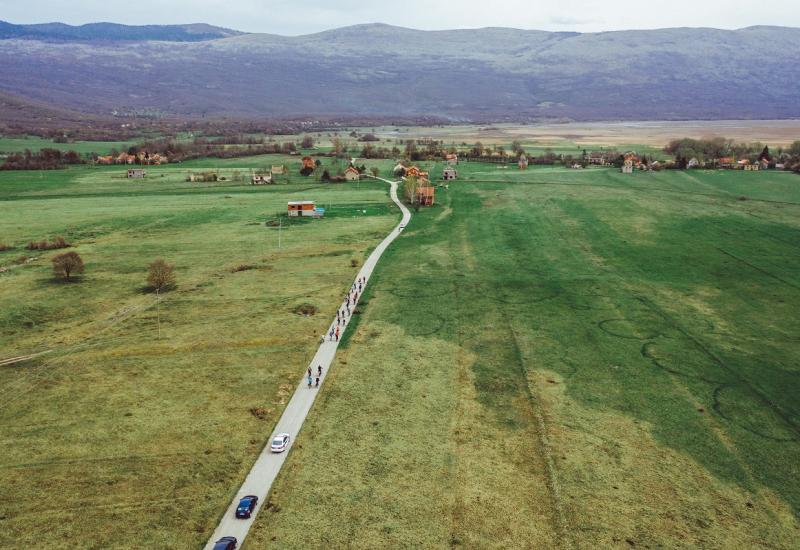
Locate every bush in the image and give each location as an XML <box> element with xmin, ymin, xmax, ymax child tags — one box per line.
<box><xmin>294</xmin><ymin>303</ymin><xmax>319</xmax><ymax>316</ymax></box>
<box><xmin>52</xmin><ymin>251</ymin><xmax>84</xmax><ymax>280</ymax></box>
<box><xmin>230</xmin><ymin>264</ymin><xmax>256</xmax><ymax>273</ymax></box>
<box><xmin>0</xmin><ymin>242</ymin><xmax>12</xmax><ymax>251</ymax></box>
<box><xmin>26</xmin><ymin>236</ymin><xmax>71</xmax><ymax>250</ymax></box>
<box><xmin>350</xmin><ymin>258</ymin><xmax>360</xmax><ymax>268</ymax></box>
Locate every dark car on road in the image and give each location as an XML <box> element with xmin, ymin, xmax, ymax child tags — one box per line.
<box><xmin>213</xmin><ymin>536</ymin><xmax>237</xmax><ymax>550</ymax></box>
<box><xmin>235</xmin><ymin>495</ymin><xmax>258</xmax><ymax>519</ymax></box>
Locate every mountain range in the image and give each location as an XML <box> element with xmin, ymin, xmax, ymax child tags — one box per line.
<box><xmin>1</xmin><ymin>21</ymin><xmax>799</xmax><ymax>122</ymax></box>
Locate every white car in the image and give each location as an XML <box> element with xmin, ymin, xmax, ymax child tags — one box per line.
<box><xmin>270</xmin><ymin>433</ymin><xmax>290</xmax><ymax>453</ymax></box>
<box><xmin>399</xmin><ymin>224</ymin><xmax>405</xmax><ymax>230</ymax></box>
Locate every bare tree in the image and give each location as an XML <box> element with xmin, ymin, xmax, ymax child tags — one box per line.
<box><xmin>147</xmin><ymin>259</ymin><xmax>176</xmax><ymax>292</ymax></box>
<box><xmin>52</xmin><ymin>251</ymin><xmax>84</xmax><ymax>281</ymax></box>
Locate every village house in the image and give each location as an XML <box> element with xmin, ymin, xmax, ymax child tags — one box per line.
<box><xmin>443</xmin><ymin>166</ymin><xmax>457</xmax><ymax>180</ymax></box>
<box><xmin>405</xmin><ymin>166</ymin><xmax>422</xmax><ymax>178</ymax></box>
<box><xmin>271</xmin><ymin>165</ymin><xmax>286</xmax><ymax>175</ymax></box>
<box><xmin>127</xmin><ymin>168</ymin><xmax>146</xmax><ymax>179</ymax></box>
<box><xmin>717</xmin><ymin>157</ymin><xmax>735</xmax><ymax>169</ymax></box>
<box><xmin>251</xmin><ymin>171</ymin><xmax>273</xmax><ymax>185</ymax></box>
<box><xmin>415</xmin><ymin>183</ymin><xmax>435</xmax><ymax>206</ymax></box>
<box><xmin>96</xmin><ymin>155</ymin><xmax>114</xmax><ymax>165</ymax></box>
<box><xmin>445</xmin><ymin>153</ymin><xmax>458</xmax><ymax>165</ymax></box>
<box><xmin>393</xmin><ymin>163</ymin><xmax>407</xmax><ymax>177</ymax></box>
<box><xmin>117</xmin><ymin>152</ymin><xmax>135</xmax><ymax>165</ymax></box>
<box><xmin>287</xmin><ymin>201</ymin><xmax>317</xmax><ymax>217</ymax></box>
<box><xmin>587</xmin><ymin>152</ymin><xmax>607</xmax><ymax>165</ymax></box>
<box><xmin>621</xmin><ymin>159</ymin><xmax>634</xmax><ymax>174</ymax></box>
<box><xmin>687</xmin><ymin>157</ymin><xmax>700</xmax><ymax>169</ymax></box>
<box><xmin>344</xmin><ymin>166</ymin><xmax>360</xmax><ymax>181</ymax></box>
<box><xmin>518</xmin><ymin>154</ymin><xmax>529</xmax><ymax>170</ymax></box>
<box><xmin>571</xmin><ymin>163</ymin><xmax>584</xmax><ymax>169</ymax></box>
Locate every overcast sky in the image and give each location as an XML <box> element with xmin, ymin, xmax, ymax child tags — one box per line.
<box><xmin>1</xmin><ymin>0</ymin><xmax>797</xmax><ymax>35</ymax></box>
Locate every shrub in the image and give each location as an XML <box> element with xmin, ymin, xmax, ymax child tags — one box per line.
<box><xmin>26</xmin><ymin>236</ymin><xmax>71</xmax><ymax>250</ymax></box>
<box><xmin>52</xmin><ymin>251</ymin><xmax>84</xmax><ymax>280</ymax></box>
<box><xmin>294</xmin><ymin>303</ymin><xmax>318</xmax><ymax>316</ymax></box>
<box><xmin>0</xmin><ymin>242</ymin><xmax>12</xmax><ymax>251</ymax></box>
<box><xmin>230</xmin><ymin>264</ymin><xmax>256</xmax><ymax>273</ymax></box>
<box><xmin>350</xmin><ymin>258</ymin><xmax>360</xmax><ymax>268</ymax></box>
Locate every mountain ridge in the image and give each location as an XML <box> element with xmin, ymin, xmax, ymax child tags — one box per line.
<box><xmin>1</xmin><ymin>22</ymin><xmax>799</xmax><ymax>121</ymax></box>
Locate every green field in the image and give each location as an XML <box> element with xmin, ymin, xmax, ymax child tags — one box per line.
<box><xmin>2</xmin><ymin>158</ymin><xmax>799</xmax><ymax>548</ymax></box>
<box><xmin>0</xmin><ymin>136</ymin><xmax>140</xmax><ymax>156</ymax></box>
<box><xmin>245</xmin><ymin>164</ymin><xmax>800</xmax><ymax>548</ymax></box>
<box><xmin>0</xmin><ymin>159</ymin><xmax>397</xmax><ymax>547</ymax></box>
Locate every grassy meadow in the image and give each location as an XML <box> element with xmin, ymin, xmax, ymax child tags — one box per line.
<box><xmin>246</xmin><ymin>163</ymin><xmax>800</xmax><ymax>548</ymax></box>
<box><xmin>0</xmin><ymin>157</ymin><xmax>398</xmax><ymax>548</ymax></box>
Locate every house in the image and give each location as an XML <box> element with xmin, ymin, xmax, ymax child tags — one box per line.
<box><xmin>96</xmin><ymin>155</ymin><xmax>114</xmax><ymax>165</ymax></box>
<box><xmin>518</xmin><ymin>154</ymin><xmax>529</xmax><ymax>170</ymax></box>
<box><xmin>717</xmin><ymin>157</ymin><xmax>735</xmax><ymax>169</ymax></box>
<box><xmin>759</xmin><ymin>158</ymin><xmax>770</xmax><ymax>170</ymax></box>
<box><xmin>405</xmin><ymin>166</ymin><xmax>422</xmax><ymax>178</ymax></box>
<box><xmin>344</xmin><ymin>166</ymin><xmax>360</xmax><ymax>181</ymax></box>
<box><xmin>776</xmin><ymin>163</ymin><xmax>785</xmax><ymax>170</ymax></box>
<box><xmin>621</xmin><ymin>159</ymin><xmax>634</xmax><ymax>174</ymax></box>
<box><xmin>392</xmin><ymin>163</ymin><xmax>406</xmax><ymax>177</ymax></box>
<box><xmin>443</xmin><ymin>167</ymin><xmax>457</xmax><ymax>180</ymax></box>
<box><xmin>127</xmin><ymin>168</ymin><xmax>146</xmax><ymax>179</ymax></box>
<box><xmin>251</xmin><ymin>172</ymin><xmax>273</xmax><ymax>185</ymax></box>
<box><xmin>415</xmin><ymin>184</ymin><xmax>435</xmax><ymax>206</ymax></box>
<box><xmin>588</xmin><ymin>152</ymin><xmax>607</xmax><ymax>165</ymax></box>
<box><xmin>687</xmin><ymin>158</ymin><xmax>700</xmax><ymax>169</ymax></box>
<box><xmin>271</xmin><ymin>165</ymin><xmax>286</xmax><ymax>175</ymax></box>
<box><xmin>744</xmin><ymin>161</ymin><xmax>759</xmax><ymax>171</ymax></box>
<box><xmin>445</xmin><ymin>153</ymin><xmax>459</xmax><ymax>165</ymax></box>
<box><xmin>287</xmin><ymin>201</ymin><xmax>317</xmax><ymax>217</ymax></box>
<box><xmin>571</xmin><ymin>163</ymin><xmax>584</xmax><ymax>169</ymax></box>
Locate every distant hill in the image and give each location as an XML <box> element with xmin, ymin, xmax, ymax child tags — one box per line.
<box><xmin>0</xmin><ymin>22</ymin><xmax>799</xmax><ymax>121</ymax></box>
<box><xmin>0</xmin><ymin>20</ymin><xmax>242</xmax><ymax>42</ymax></box>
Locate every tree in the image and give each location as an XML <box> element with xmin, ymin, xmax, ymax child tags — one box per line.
<box><xmin>147</xmin><ymin>259</ymin><xmax>176</xmax><ymax>292</ymax></box>
<box><xmin>52</xmin><ymin>251</ymin><xmax>84</xmax><ymax>281</ymax></box>
<box><xmin>370</xmin><ymin>167</ymin><xmax>380</xmax><ymax>177</ymax></box>
<box><xmin>301</xmin><ymin>135</ymin><xmax>314</xmax><ymax>148</ymax></box>
<box><xmin>403</xmin><ymin>176</ymin><xmax>419</xmax><ymax>204</ymax></box>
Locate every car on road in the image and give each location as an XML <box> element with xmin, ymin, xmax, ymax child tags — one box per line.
<box><xmin>235</xmin><ymin>495</ymin><xmax>258</xmax><ymax>519</ymax></box>
<box><xmin>270</xmin><ymin>433</ymin><xmax>290</xmax><ymax>453</ymax></box>
<box><xmin>399</xmin><ymin>223</ymin><xmax>405</xmax><ymax>230</ymax></box>
<box><xmin>213</xmin><ymin>536</ymin><xmax>237</xmax><ymax>550</ymax></box>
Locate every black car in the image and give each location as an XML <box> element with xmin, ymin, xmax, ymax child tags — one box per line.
<box><xmin>213</xmin><ymin>536</ymin><xmax>237</xmax><ymax>550</ymax></box>
<box><xmin>235</xmin><ymin>495</ymin><xmax>259</xmax><ymax>519</ymax></box>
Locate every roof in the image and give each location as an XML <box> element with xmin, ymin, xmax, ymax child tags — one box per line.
<box><xmin>288</xmin><ymin>201</ymin><xmax>315</xmax><ymax>206</ymax></box>
<box><xmin>345</xmin><ymin>166</ymin><xmax>360</xmax><ymax>173</ymax></box>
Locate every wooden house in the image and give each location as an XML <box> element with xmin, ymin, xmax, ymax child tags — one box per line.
<box><xmin>287</xmin><ymin>201</ymin><xmax>317</xmax><ymax>217</ymax></box>
<box><xmin>415</xmin><ymin>184</ymin><xmax>435</xmax><ymax>206</ymax></box>
<box><xmin>127</xmin><ymin>168</ymin><xmax>147</xmax><ymax>179</ymax></box>
<box><xmin>443</xmin><ymin>167</ymin><xmax>457</xmax><ymax>180</ymax></box>
<box><xmin>344</xmin><ymin>166</ymin><xmax>360</xmax><ymax>181</ymax></box>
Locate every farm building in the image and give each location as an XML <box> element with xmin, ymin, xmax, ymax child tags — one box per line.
<box><xmin>96</xmin><ymin>155</ymin><xmax>114</xmax><ymax>165</ymax></box>
<box><xmin>127</xmin><ymin>168</ymin><xmax>146</xmax><ymax>179</ymax></box>
<box><xmin>687</xmin><ymin>158</ymin><xmax>700</xmax><ymax>169</ymax></box>
<box><xmin>271</xmin><ymin>165</ymin><xmax>286</xmax><ymax>175</ymax></box>
<box><xmin>251</xmin><ymin>172</ymin><xmax>273</xmax><ymax>185</ymax></box>
<box><xmin>587</xmin><ymin>152</ymin><xmax>607</xmax><ymax>165</ymax></box>
<box><xmin>621</xmin><ymin>159</ymin><xmax>634</xmax><ymax>174</ymax></box>
<box><xmin>446</xmin><ymin>153</ymin><xmax>459</xmax><ymax>165</ymax></box>
<box><xmin>415</xmin><ymin>184</ymin><xmax>435</xmax><ymax>206</ymax></box>
<box><xmin>393</xmin><ymin>163</ymin><xmax>406</xmax><ymax>177</ymax></box>
<box><xmin>344</xmin><ymin>166</ymin><xmax>360</xmax><ymax>181</ymax></box>
<box><xmin>406</xmin><ymin>166</ymin><xmax>422</xmax><ymax>178</ymax></box>
<box><xmin>443</xmin><ymin>167</ymin><xmax>458</xmax><ymax>180</ymax></box>
<box><xmin>518</xmin><ymin>155</ymin><xmax>529</xmax><ymax>170</ymax></box>
<box><xmin>287</xmin><ymin>201</ymin><xmax>317</xmax><ymax>217</ymax></box>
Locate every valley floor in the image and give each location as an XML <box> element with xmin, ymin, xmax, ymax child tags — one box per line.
<box><xmin>245</xmin><ymin>166</ymin><xmax>800</xmax><ymax>548</ymax></box>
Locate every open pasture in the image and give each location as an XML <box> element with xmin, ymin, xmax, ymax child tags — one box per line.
<box><xmin>0</xmin><ymin>160</ymin><xmax>397</xmax><ymax>548</ymax></box>
<box><xmin>246</xmin><ymin>163</ymin><xmax>800</xmax><ymax>548</ymax></box>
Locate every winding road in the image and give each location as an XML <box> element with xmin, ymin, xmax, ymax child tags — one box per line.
<box><xmin>204</xmin><ymin>177</ymin><xmax>410</xmax><ymax>549</ymax></box>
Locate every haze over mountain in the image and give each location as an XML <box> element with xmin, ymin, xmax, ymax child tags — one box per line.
<box><xmin>1</xmin><ymin>21</ymin><xmax>799</xmax><ymax>121</ymax></box>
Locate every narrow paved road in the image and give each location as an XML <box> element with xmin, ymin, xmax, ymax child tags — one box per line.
<box><xmin>204</xmin><ymin>177</ymin><xmax>410</xmax><ymax>549</ymax></box>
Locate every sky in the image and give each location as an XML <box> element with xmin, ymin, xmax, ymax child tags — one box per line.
<box><xmin>1</xmin><ymin>0</ymin><xmax>797</xmax><ymax>35</ymax></box>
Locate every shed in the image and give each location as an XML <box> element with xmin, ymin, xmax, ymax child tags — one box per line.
<box><xmin>127</xmin><ymin>168</ymin><xmax>147</xmax><ymax>179</ymax></box>
<box><xmin>288</xmin><ymin>201</ymin><xmax>317</xmax><ymax>217</ymax></box>
<box><xmin>271</xmin><ymin>165</ymin><xmax>285</xmax><ymax>175</ymax></box>
<box><xmin>443</xmin><ymin>167</ymin><xmax>458</xmax><ymax>180</ymax></box>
